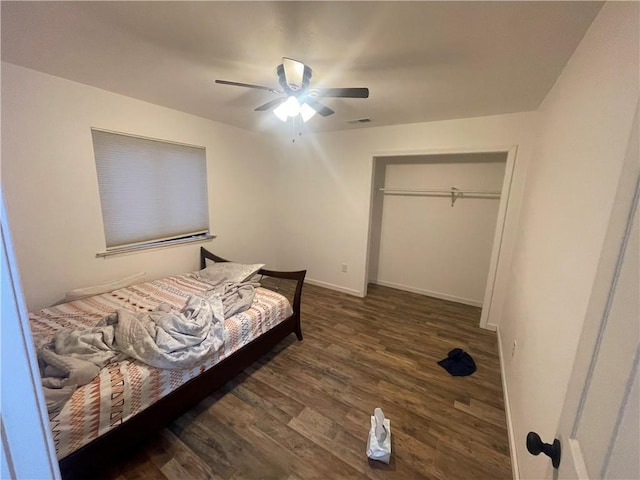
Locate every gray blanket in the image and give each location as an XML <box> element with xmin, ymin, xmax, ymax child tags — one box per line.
<box><xmin>37</xmin><ymin>281</ymin><xmax>257</xmax><ymax>416</ymax></box>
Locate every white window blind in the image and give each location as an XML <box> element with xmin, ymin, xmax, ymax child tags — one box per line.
<box><xmin>92</xmin><ymin>129</ymin><xmax>210</xmax><ymax>252</ymax></box>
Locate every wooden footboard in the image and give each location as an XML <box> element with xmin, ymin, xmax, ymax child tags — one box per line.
<box><xmin>58</xmin><ymin>248</ymin><xmax>306</xmax><ymax>479</ymax></box>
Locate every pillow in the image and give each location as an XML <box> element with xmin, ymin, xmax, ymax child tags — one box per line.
<box><xmin>195</xmin><ymin>262</ymin><xmax>264</xmax><ymax>285</ymax></box>
<box><xmin>64</xmin><ymin>272</ymin><xmax>147</xmax><ymax>302</ymax></box>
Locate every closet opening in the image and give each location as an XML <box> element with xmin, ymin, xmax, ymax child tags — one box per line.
<box><xmin>365</xmin><ymin>148</ymin><xmax>516</xmax><ymax>329</ymax></box>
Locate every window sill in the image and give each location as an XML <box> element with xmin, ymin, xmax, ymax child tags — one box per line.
<box><xmin>96</xmin><ymin>234</ymin><xmax>216</xmax><ymax>258</ymax></box>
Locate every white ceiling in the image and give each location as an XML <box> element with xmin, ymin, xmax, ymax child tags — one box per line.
<box><xmin>1</xmin><ymin>1</ymin><xmax>603</xmax><ymax>133</ymax></box>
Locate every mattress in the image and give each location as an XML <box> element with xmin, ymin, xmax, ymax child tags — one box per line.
<box><xmin>28</xmin><ymin>273</ymin><xmax>293</xmax><ymax>460</ymax></box>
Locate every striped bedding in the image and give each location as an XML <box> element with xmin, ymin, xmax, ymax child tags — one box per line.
<box><xmin>28</xmin><ymin>273</ymin><xmax>293</xmax><ymax>460</ymax></box>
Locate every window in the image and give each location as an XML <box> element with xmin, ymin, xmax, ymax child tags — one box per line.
<box><xmin>92</xmin><ymin>129</ymin><xmax>212</xmax><ymax>256</ymax></box>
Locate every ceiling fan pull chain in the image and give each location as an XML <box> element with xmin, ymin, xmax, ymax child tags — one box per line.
<box><xmin>290</xmin><ymin>116</ymin><xmax>306</xmax><ymax>143</ymax></box>
<box><xmin>290</xmin><ymin>116</ymin><xmax>298</xmax><ymax>143</ymax></box>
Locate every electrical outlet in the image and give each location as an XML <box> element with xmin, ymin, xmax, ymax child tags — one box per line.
<box><xmin>511</xmin><ymin>340</ymin><xmax>517</xmax><ymax>357</ymax></box>
<box><xmin>341</xmin><ymin>263</ymin><xmax>348</xmax><ymax>273</ymax></box>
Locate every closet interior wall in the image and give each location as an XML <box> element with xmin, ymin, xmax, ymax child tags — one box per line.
<box><xmin>368</xmin><ymin>152</ymin><xmax>507</xmax><ymax>307</ymax></box>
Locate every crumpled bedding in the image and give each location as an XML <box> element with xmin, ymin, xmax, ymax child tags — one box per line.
<box><xmin>37</xmin><ymin>325</ymin><xmax>124</xmax><ymax>413</ymax></box>
<box><xmin>37</xmin><ymin>281</ymin><xmax>257</xmax><ymax>416</ymax></box>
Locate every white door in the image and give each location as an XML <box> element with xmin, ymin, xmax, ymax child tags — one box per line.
<box><xmin>552</xmin><ymin>105</ymin><xmax>639</xmax><ymax>479</ymax></box>
<box><xmin>1</xmin><ymin>192</ymin><xmax>60</xmax><ymax>479</ymax></box>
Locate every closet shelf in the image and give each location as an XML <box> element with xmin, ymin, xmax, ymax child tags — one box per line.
<box><xmin>379</xmin><ymin>187</ymin><xmax>501</xmax><ymax>206</ymax></box>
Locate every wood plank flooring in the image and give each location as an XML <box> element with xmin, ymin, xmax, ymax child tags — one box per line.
<box><xmin>99</xmin><ymin>283</ymin><xmax>512</xmax><ymax>480</ymax></box>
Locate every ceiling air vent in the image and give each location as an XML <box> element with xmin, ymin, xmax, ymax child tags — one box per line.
<box><xmin>347</xmin><ymin>118</ymin><xmax>372</xmax><ymax>124</ymax></box>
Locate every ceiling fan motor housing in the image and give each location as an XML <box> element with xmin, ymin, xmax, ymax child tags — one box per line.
<box><xmin>278</xmin><ymin>58</ymin><xmax>312</xmax><ymax>94</ymax></box>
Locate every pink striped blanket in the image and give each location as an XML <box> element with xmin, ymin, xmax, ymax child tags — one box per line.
<box><xmin>28</xmin><ymin>273</ymin><xmax>292</xmax><ymax>459</ymax></box>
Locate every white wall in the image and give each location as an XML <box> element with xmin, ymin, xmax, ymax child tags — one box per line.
<box><xmin>272</xmin><ymin>112</ymin><xmax>538</xmax><ymax>330</ymax></box>
<box><xmin>6</xmin><ymin>7</ymin><xmax>636</xmax><ymax>477</ymax></box>
<box><xmin>371</xmin><ymin>154</ymin><xmax>506</xmax><ymax>306</ymax></box>
<box><xmin>1</xmin><ymin>63</ymin><xmax>279</xmax><ymax>311</ymax></box>
<box><xmin>1</xmin><ymin>64</ymin><xmax>539</xmax><ymax>331</ymax></box>
<box><xmin>497</xmin><ymin>3</ymin><xmax>639</xmax><ymax>478</ymax></box>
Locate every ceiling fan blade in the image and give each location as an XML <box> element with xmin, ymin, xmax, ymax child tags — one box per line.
<box><xmin>215</xmin><ymin>79</ymin><xmax>281</xmax><ymax>94</ymax></box>
<box><xmin>317</xmin><ymin>87</ymin><xmax>369</xmax><ymax>98</ymax></box>
<box><xmin>305</xmin><ymin>99</ymin><xmax>335</xmax><ymax>117</ymax></box>
<box><xmin>254</xmin><ymin>97</ymin><xmax>286</xmax><ymax>112</ymax></box>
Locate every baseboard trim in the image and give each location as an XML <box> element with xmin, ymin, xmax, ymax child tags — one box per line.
<box><xmin>304</xmin><ymin>278</ymin><xmax>363</xmax><ymax>297</ymax></box>
<box><xmin>496</xmin><ymin>327</ymin><xmax>520</xmax><ymax>480</ymax></box>
<box><xmin>370</xmin><ymin>280</ymin><xmax>483</xmax><ymax>307</ymax></box>
<box><xmin>485</xmin><ymin>323</ymin><xmax>498</xmax><ymax>332</ymax></box>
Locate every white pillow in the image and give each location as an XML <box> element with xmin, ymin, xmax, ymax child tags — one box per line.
<box><xmin>196</xmin><ymin>262</ymin><xmax>264</xmax><ymax>285</ymax></box>
<box><xmin>64</xmin><ymin>272</ymin><xmax>146</xmax><ymax>302</ymax></box>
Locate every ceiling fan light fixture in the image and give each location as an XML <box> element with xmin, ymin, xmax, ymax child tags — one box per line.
<box><xmin>273</xmin><ymin>96</ymin><xmax>303</xmax><ymax>122</ymax></box>
<box><xmin>284</xmin><ymin>96</ymin><xmax>301</xmax><ymax>116</ymax></box>
<box><xmin>300</xmin><ymin>102</ymin><xmax>317</xmax><ymax>122</ymax></box>
<box><xmin>273</xmin><ymin>102</ymin><xmax>289</xmax><ymax>122</ymax></box>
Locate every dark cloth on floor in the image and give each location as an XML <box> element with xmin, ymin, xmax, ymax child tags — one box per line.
<box><xmin>437</xmin><ymin>348</ymin><xmax>477</xmax><ymax>376</ymax></box>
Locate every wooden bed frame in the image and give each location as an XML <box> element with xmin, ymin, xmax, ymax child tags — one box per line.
<box><xmin>58</xmin><ymin>247</ymin><xmax>306</xmax><ymax>479</ymax></box>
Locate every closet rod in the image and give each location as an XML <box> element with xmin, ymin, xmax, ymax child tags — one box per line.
<box><xmin>379</xmin><ymin>187</ymin><xmax>501</xmax><ymax>206</ymax></box>
<box><xmin>379</xmin><ymin>187</ymin><xmax>501</xmax><ymax>195</ymax></box>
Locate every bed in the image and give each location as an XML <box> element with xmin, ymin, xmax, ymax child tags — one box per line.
<box><xmin>28</xmin><ymin>247</ymin><xmax>305</xmax><ymax>479</ymax></box>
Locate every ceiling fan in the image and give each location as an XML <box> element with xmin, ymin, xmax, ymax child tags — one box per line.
<box><xmin>215</xmin><ymin>57</ymin><xmax>369</xmax><ymax>122</ymax></box>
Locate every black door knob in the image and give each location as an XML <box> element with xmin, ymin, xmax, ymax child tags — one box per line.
<box><xmin>526</xmin><ymin>432</ymin><xmax>561</xmax><ymax>469</ymax></box>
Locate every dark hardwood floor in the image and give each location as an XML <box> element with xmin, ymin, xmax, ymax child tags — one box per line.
<box><xmin>100</xmin><ymin>283</ymin><xmax>512</xmax><ymax>480</ymax></box>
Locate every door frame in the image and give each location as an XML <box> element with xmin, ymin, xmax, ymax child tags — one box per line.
<box><xmin>1</xmin><ymin>191</ymin><xmax>60</xmax><ymax>479</ymax></box>
<box><xmin>363</xmin><ymin>144</ymin><xmax>518</xmax><ymax>330</ymax></box>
